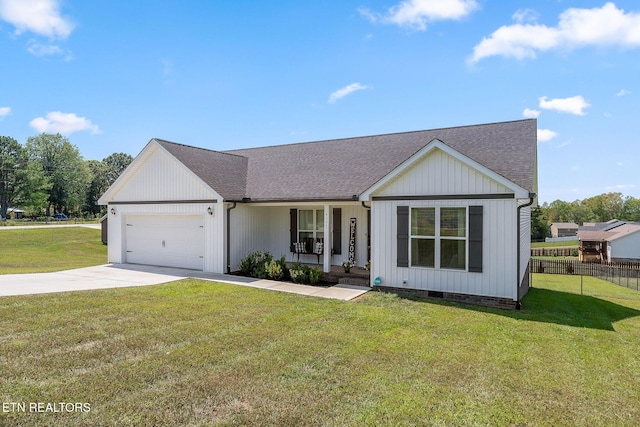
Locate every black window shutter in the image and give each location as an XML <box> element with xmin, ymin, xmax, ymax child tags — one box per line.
<box><xmin>290</xmin><ymin>209</ymin><xmax>297</xmax><ymax>252</ymax></box>
<box><xmin>397</xmin><ymin>206</ymin><xmax>409</xmax><ymax>267</ymax></box>
<box><xmin>468</xmin><ymin>205</ymin><xmax>483</xmax><ymax>273</ymax></box>
<box><xmin>332</xmin><ymin>208</ymin><xmax>342</xmax><ymax>255</ymax></box>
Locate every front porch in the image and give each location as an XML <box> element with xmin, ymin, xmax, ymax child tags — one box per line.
<box><xmin>229</xmin><ymin>202</ymin><xmax>371</xmax><ymax>274</ymax></box>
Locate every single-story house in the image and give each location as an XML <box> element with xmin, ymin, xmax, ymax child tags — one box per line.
<box><xmin>578</xmin><ymin>221</ymin><xmax>640</xmax><ymax>263</ymax></box>
<box><xmin>550</xmin><ymin>222</ymin><xmax>578</xmax><ymax>238</ymax></box>
<box><xmin>98</xmin><ymin>119</ymin><xmax>538</xmax><ymax>309</ymax></box>
<box><xmin>7</xmin><ymin>208</ymin><xmax>25</xmax><ymax>219</ymax></box>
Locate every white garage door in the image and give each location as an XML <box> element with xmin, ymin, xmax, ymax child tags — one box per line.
<box><xmin>125</xmin><ymin>215</ymin><xmax>204</xmax><ymax>270</ymax></box>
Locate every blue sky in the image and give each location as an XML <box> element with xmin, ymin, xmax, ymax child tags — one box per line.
<box><xmin>1</xmin><ymin>0</ymin><xmax>639</xmax><ymax>204</ymax></box>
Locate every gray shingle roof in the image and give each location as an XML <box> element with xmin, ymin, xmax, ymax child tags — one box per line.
<box><xmin>156</xmin><ymin>119</ymin><xmax>537</xmax><ymax>202</ymax></box>
<box><xmin>155</xmin><ymin>139</ymin><xmax>247</xmax><ymax>201</ymax></box>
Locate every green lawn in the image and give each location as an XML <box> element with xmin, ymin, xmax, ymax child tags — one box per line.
<box><xmin>0</xmin><ymin>227</ymin><xmax>107</xmax><ymax>274</ymax></box>
<box><xmin>532</xmin><ymin>240</ymin><xmax>579</xmax><ymax>248</ymax></box>
<box><xmin>1</xmin><ymin>274</ymin><xmax>639</xmax><ymax>426</ymax></box>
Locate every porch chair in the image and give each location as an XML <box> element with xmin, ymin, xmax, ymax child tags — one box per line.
<box><xmin>293</xmin><ymin>242</ymin><xmax>306</xmax><ymax>261</ymax></box>
<box><xmin>293</xmin><ymin>240</ymin><xmax>324</xmax><ymax>264</ymax></box>
<box><xmin>313</xmin><ymin>241</ymin><xmax>323</xmax><ymax>264</ymax></box>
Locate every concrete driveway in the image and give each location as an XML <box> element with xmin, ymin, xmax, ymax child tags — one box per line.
<box><xmin>0</xmin><ymin>264</ymin><xmax>369</xmax><ymax>301</ymax></box>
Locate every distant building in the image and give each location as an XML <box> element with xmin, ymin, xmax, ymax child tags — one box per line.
<box><xmin>7</xmin><ymin>208</ymin><xmax>24</xmax><ymax>219</ymax></box>
<box><xmin>578</xmin><ymin>220</ymin><xmax>640</xmax><ymax>263</ymax></box>
<box><xmin>550</xmin><ymin>222</ymin><xmax>578</xmax><ymax>238</ymax></box>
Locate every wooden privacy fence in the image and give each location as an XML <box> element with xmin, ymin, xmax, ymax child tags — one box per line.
<box><xmin>531</xmin><ymin>247</ymin><xmax>576</xmax><ymax>257</ymax></box>
<box><xmin>532</xmin><ymin>258</ymin><xmax>640</xmax><ymax>291</ymax></box>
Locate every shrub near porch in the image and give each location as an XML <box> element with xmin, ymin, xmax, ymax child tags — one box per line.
<box><xmin>238</xmin><ymin>251</ymin><xmax>322</xmax><ymax>285</ymax></box>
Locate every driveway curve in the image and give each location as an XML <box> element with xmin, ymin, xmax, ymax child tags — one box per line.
<box><xmin>0</xmin><ymin>264</ymin><xmax>369</xmax><ymax>301</ymax></box>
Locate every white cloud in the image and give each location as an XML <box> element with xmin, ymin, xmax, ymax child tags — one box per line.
<box><xmin>328</xmin><ymin>83</ymin><xmax>369</xmax><ymax>104</ymax></box>
<box><xmin>539</xmin><ymin>95</ymin><xmax>590</xmax><ymax>116</ymax></box>
<box><xmin>537</xmin><ymin>128</ymin><xmax>557</xmax><ymax>142</ymax></box>
<box><xmin>512</xmin><ymin>9</ymin><xmax>539</xmax><ymax>24</ymax></box>
<box><xmin>29</xmin><ymin>111</ymin><xmax>101</xmax><ymax>135</ymax></box>
<box><xmin>522</xmin><ymin>108</ymin><xmax>540</xmax><ymax>118</ymax></box>
<box><xmin>0</xmin><ymin>106</ymin><xmax>10</xmax><ymax>117</ymax></box>
<box><xmin>0</xmin><ymin>0</ymin><xmax>74</xmax><ymax>39</ymax></box>
<box><xmin>616</xmin><ymin>89</ymin><xmax>630</xmax><ymax>96</ymax></box>
<box><xmin>470</xmin><ymin>3</ymin><xmax>640</xmax><ymax>62</ymax></box>
<box><xmin>359</xmin><ymin>0</ymin><xmax>478</xmax><ymax>31</ymax></box>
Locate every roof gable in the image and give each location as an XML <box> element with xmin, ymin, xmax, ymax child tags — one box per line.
<box><xmin>360</xmin><ymin>139</ymin><xmax>528</xmax><ymax>199</ymax></box>
<box><xmin>98</xmin><ymin>141</ymin><xmax>220</xmax><ymax>204</ymax></box>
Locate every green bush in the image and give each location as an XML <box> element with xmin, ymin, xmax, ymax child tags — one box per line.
<box><xmin>239</xmin><ymin>253</ymin><xmax>318</xmax><ymax>284</ymax></box>
<box><xmin>309</xmin><ymin>267</ymin><xmax>321</xmax><ymax>285</ymax></box>
<box><xmin>240</xmin><ymin>252</ymin><xmax>290</xmax><ymax>280</ymax></box>
<box><xmin>289</xmin><ymin>263</ymin><xmax>307</xmax><ymax>283</ymax></box>
<box><xmin>239</xmin><ymin>251</ymin><xmax>273</xmax><ymax>279</ymax></box>
<box><xmin>239</xmin><ymin>251</ymin><xmax>260</xmax><ymax>276</ymax></box>
<box><xmin>265</xmin><ymin>258</ymin><xmax>284</xmax><ymax>281</ymax></box>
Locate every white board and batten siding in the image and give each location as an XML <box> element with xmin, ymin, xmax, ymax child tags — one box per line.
<box><xmin>105</xmin><ymin>144</ymin><xmax>225</xmax><ymax>273</ymax></box>
<box><xmin>227</xmin><ymin>203</ymin><xmax>370</xmax><ymax>271</ymax></box>
<box><xmin>110</xmin><ymin>144</ymin><xmax>216</xmax><ymax>202</ymax></box>
<box><xmin>369</xmin><ymin>147</ymin><xmax>523</xmax><ymax>301</ymax></box>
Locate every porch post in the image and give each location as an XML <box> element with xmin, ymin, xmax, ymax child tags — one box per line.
<box><xmin>323</xmin><ymin>204</ymin><xmax>331</xmax><ymax>273</ymax></box>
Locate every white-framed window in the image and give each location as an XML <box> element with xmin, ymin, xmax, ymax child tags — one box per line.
<box><xmin>298</xmin><ymin>209</ymin><xmax>324</xmax><ymax>250</ymax></box>
<box><xmin>410</xmin><ymin>207</ymin><xmax>467</xmax><ymax>270</ymax></box>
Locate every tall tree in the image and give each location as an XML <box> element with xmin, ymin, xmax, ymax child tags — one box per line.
<box><xmin>84</xmin><ymin>160</ymin><xmax>109</xmax><ymax>215</ymax></box>
<box><xmin>102</xmin><ymin>152</ymin><xmax>133</xmax><ymax>184</ymax></box>
<box><xmin>531</xmin><ymin>206</ymin><xmax>549</xmax><ymax>241</ymax></box>
<box><xmin>0</xmin><ymin>136</ymin><xmax>49</xmax><ymax>218</ymax></box>
<box><xmin>582</xmin><ymin>192</ymin><xmax>624</xmax><ymax>222</ymax></box>
<box><xmin>84</xmin><ymin>153</ymin><xmax>133</xmax><ymax>215</ymax></box>
<box><xmin>26</xmin><ymin>133</ymin><xmax>91</xmax><ymax>216</ymax></box>
<box><xmin>621</xmin><ymin>196</ymin><xmax>640</xmax><ymax>222</ymax></box>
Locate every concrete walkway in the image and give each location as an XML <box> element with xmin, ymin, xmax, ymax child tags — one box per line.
<box><xmin>0</xmin><ymin>264</ymin><xmax>370</xmax><ymax>301</ymax></box>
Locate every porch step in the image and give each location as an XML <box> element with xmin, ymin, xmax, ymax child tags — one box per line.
<box><xmin>338</xmin><ymin>277</ymin><xmax>370</xmax><ymax>287</ymax></box>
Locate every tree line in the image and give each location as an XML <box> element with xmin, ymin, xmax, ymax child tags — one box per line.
<box><xmin>0</xmin><ymin>133</ymin><xmax>132</xmax><ymax>219</ymax></box>
<box><xmin>531</xmin><ymin>192</ymin><xmax>640</xmax><ymax>240</ymax></box>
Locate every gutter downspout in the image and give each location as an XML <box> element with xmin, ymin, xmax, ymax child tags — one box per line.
<box><xmin>226</xmin><ymin>202</ymin><xmax>237</xmax><ymax>273</ymax></box>
<box><xmin>516</xmin><ymin>193</ymin><xmax>536</xmax><ymax>310</ymax></box>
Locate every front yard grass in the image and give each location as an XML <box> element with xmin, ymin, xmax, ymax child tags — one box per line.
<box><xmin>1</xmin><ymin>274</ymin><xmax>639</xmax><ymax>426</ymax></box>
<box><xmin>0</xmin><ymin>227</ymin><xmax>107</xmax><ymax>274</ymax></box>
<box><xmin>532</xmin><ymin>240</ymin><xmax>578</xmax><ymax>248</ymax></box>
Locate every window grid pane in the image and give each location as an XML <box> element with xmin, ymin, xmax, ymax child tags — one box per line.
<box><xmin>315</xmin><ymin>210</ymin><xmax>324</xmax><ymax>230</ymax></box>
<box><xmin>440</xmin><ymin>208</ymin><xmax>466</xmax><ymax>237</ymax></box>
<box><xmin>411</xmin><ymin>208</ymin><xmax>435</xmax><ymax>236</ymax></box>
<box><xmin>299</xmin><ymin>210</ymin><xmax>314</xmax><ymax>231</ymax></box>
<box><xmin>411</xmin><ymin>238</ymin><xmax>435</xmax><ymax>268</ymax></box>
<box><xmin>440</xmin><ymin>239</ymin><xmax>466</xmax><ymax>270</ymax></box>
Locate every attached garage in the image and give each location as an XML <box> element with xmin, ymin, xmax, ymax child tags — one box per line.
<box><xmin>124</xmin><ymin>215</ymin><xmax>205</xmax><ymax>270</ymax></box>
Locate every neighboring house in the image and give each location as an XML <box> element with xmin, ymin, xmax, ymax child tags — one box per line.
<box><xmin>7</xmin><ymin>208</ymin><xmax>24</xmax><ymax>219</ymax></box>
<box><xmin>578</xmin><ymin>221</ymin><xmax>640</xmax><ymax>263</ymax></box>
<box><xmin>550</xmin><ymin>222</ymin><xmax>578</xmax><ymax>238</ymax></box>
<box><xmin>7</xmin><ymin>208</ymin><xmax>25</xmax><ymax>219</ymax></box>
<box><xmin>98</xmin><ymin>119</ymin><xmax>538</xmax><ymax>309</ymax></box>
